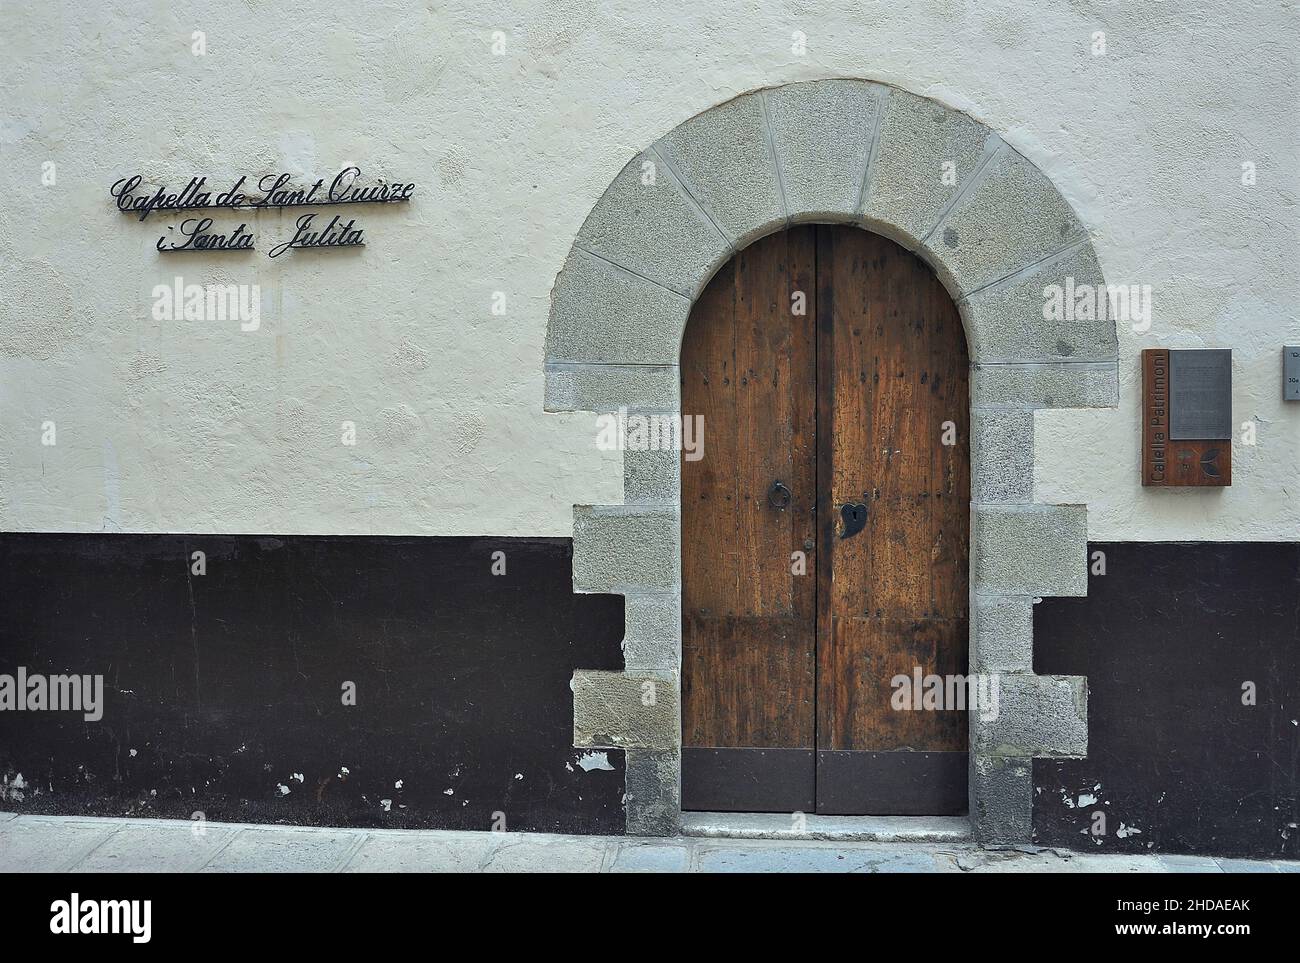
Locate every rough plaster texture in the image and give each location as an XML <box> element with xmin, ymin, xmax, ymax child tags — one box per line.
<box><xmin>0</xmin><ymin>1</ymin><xmax>1292</xmax><ymax>540</ymax></box>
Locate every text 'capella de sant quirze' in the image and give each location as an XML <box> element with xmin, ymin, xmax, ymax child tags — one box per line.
<box><xmin>109</xmin><ymin>168</ymin><xmax>414</xmax><ymax>257</ymax></box>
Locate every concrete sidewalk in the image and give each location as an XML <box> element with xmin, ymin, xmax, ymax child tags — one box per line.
<box><xmin>2</xmin><ymin>812</ymin><xmax>1297</xmax><ymax>873</ymax></box>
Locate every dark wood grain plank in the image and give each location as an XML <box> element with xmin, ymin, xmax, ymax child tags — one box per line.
<box><xmin>682</xmin><ymin>227</ymin><xmax>817</xmax><ymax>750</ymax></box>
<box><xmin>816</xmin><ymin>226</ymin><xmax>969</xmax><ymax>755</ymax></box>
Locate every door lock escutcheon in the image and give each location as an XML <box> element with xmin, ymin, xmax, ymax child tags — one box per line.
<box><xmin>767</xmin><ymin>480</ymin><xmax>792</xmax><ymax>511</ymax></box>
<box><xmin>840</xmin><ymin>502</ymin><xmax>868</xmax><ymax>539</ymax></box>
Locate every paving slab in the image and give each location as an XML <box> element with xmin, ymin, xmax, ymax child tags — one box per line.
<box><xmin>344</xmin><ymin>830</ymin><xmax>503</xmax><ymax>873</ymax></box>
<box><xmin>695</xmin><ymin>841</ymin><xmax>950</xmax><ymax>873</ymax></box>
<box><xmin>955</xmin><ymin>848</ymin><xmax>1166</xmax><ymax>873</ymax></box>
<box><xmin>75</xmin><ymin>823</ymin><xmax>239</xmax><ymax>873</ymax></box>
<box><xmin>608</xmin><ymin>840</ymin><xmax>691</xmax><ymax>873</ymax></box>
<box><xmin>1216</xmin><ymin>858</ymin><xmax>1279</xmax><ymax>873</ymax></box>
<box><xmin>199</xmin><ymin>826</ymin><xmax>362</xmax><ymax>873</ymax></box>
<box><xmin>1046</xmin><ymin>853</ymin><xmax>1168</xmax><ymax>873</ymax></box>
<box><xmin>2</xmin><ymin>812</ymin><xmax>1294</xmax><ymax>872</ymax></box>
<box><xmin>481</xmin><ymin>833</ymin><xmax>610</xmax><ymax>873</ymax></box>
<box><xmin>0</xmin><ymin>816</ymin><xmax>117</xmax><ymax>872</ymax></box>
<box><xmin>1158</xmin><ymin>854</ymin><xmax>1225</xmax><ymax>873</ymax></box>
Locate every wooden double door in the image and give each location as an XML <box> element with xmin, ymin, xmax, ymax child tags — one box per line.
<box><xmin>680</xmin><ymin>225</ymin><xmax>970</xmax><ymax>815</ymax></box>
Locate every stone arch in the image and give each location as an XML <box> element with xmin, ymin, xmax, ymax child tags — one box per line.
<box><xmin>545</xmin><ymin>79</ymin><xmax>1119</xmax><ymax>842</ymax></box>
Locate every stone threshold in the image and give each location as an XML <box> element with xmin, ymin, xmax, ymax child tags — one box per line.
<box><xmin>681</xmin><ymin>812</ymin><xmax>972</xmax><ymax>843</ymax></box>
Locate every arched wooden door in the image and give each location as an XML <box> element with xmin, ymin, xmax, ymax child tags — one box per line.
<box><xmin>680</xmin><ymin>225</ymin><xmax>970</xmax><ymax>815</ymax></box>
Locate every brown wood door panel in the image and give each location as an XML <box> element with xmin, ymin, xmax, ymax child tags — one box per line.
<box><xmin>681</xmin><ymin>614</ymin><xmax>813</xmax><ymax>746</ymax></box>
<box><xmin>822</xmin><ymin>617</ymin><xmax>969</xmax><ymax>751</ymax></box>
<box><xmin>816</xmin><ymin>225</ymin><xmax>968</xmax><ymax>760</ymax></box>
<box><xmin>681</xmin><ymin>226</ymin><xmax>817</xmax><ymax>752</ymax></box>
<box><xmin>681</xmin><ymin>224</ymin><xmax>968</xmax><ymax>814</ymax></box>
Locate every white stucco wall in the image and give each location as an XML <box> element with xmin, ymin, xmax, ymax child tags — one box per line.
<box><xmin>1</xmin><ymin>0</ymin><xmax>1295</xmax><ymax>540</ymax></box>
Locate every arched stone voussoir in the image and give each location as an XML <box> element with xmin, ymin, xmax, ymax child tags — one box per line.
<box><xmin>961</xmin><ymin>238</ymin><xmax>1120</xmax><ymax>364</ymax></box>
<box><xmin>546</xmin><ymin>247</ymin><xmax>689</xmax><ymax>366</ymax></box>
<box><xmin>765</xmin><ymin>78</ymin><xmax>887</xmax><ymax>225</ymax></box>
<box><xmin>860</xmin><ymin>86</ymin><xmax>1000</xmax><ymax>251</ymax></box>
<box><xmin>572</xmin><ymin>152</ymin><xmax>732</xmax><ymax>301</ymax></box>
<box><xmin>652</xmin><ymin>88</ymin><xmax>787</xmax><ymax>251</ymax></box>
<box><xmin>918</xmin><ymin>144</ymin><xmax>1092</xmax><ymax>304</ymax></box>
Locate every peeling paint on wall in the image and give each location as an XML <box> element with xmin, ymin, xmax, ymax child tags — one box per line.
<box><xmin>1035</xmin><ymin>542</ymin><xmax>1299</xmax><ymax>859</ymax></box>
<box><xmin>0</xmin><ymin>534</ymin><xmax>628</xmax><ymax>834</ymax></box>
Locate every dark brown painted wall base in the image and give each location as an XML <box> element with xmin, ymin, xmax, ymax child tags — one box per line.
<box><xmin>0</xmin><ymin>534</ymin><xmax>626</xmax><ymax>835</ymax></box>
<box><xmin>1034</xmin><ymin>542</ymin><xmax>1299</xmax><ymax>859</ymax></box>
<box><xmin>6</xmin><ymin>535</ymin><xmax>1296</xmax><ymax>851</ymax></box>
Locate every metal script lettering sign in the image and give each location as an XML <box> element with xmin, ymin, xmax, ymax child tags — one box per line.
<box><xmin>110</xmin><ymin>168</ymin><xmax>412</xmax><ymax>257</ymax></box>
